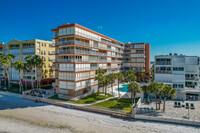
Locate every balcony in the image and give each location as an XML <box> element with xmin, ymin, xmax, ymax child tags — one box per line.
<box><xmin>23</xmin><ymin>45</ymin><xmax>35</xmax><ymax>49</ymax></box>
<box><xmin>185</xmin><ymin>77</ymin><xmax>198</xmax><ymax>80</ymax></box>
<box><xmin>23</xmin><ymin>72</ymin><xmax>35</xmax><ymax>75</ymax></box>
<box><xmin>58</xmin><ymin>49</ymin><xmax>100</xmax><ymax>55</ymax></box>
<box><xmin>49</xmin><ymin>51</ymin><xmax>55</xmax><ymax>55</ymax></box>
<box><xmin>9</xmin><ymin>47</ymin><xmax>20</xmax><ymax>50</ymax></box>
<box><xmin>56</xmin><ymin>40</ymin><xmax>123</xmax><ymax>53</ymax></box>
<box><xmin>156</xmin><ymin>70</ymin><xmax>172</xmax><ymax>74</ymax></box>
<box><xmin>156</xmin><ymin>62</ymin><xmax>171</xmax><ymax>65</ymax></box>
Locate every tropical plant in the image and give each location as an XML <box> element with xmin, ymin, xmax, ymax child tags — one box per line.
<box><xmin>128</xmin><ymin>81</ymin><xmax>142</xmax><ymax>105</ymax></box>
<box><xmin>109</xmin><ymin>73</ymin><xmax>116</xmax><ymax>96</ymax></box>
<box><xmin>126</xmin><ymin>70</ymin><xmax>136</xmax><ymax>83</ymax></box>
<box><xmin>32</xmin><ymin>55</ymin><xmax>44</xmax><ymax>91</ymax></box>
<box><xmin>151</xmin><ymin>65</ymin><xmax>155</xmax><ymax>81</ymax></box>
<box><xmin>104</xmin><ymin>75</ymin><xmax>111</xmax><ymax>95</ymax></box>
<box><xmin>162</xmin><ymin>85</ymin><xmax>176</xmax><ymax>111</ymax></box>
<box><xmin>116</xmin><ymin>72</ymin><xmax>124</xmax><ymax>98</ymax></box>
<box><xmin>0</xmin><ymin>54</ymin><xmax>15</xmax><ymax>89</ymax></box>
<box><xmin>148</xmin><ymin>81</ymin><xmax>159</xmax><ymax>110</ymax></box>
<box><xmin>95</xmin><ymin>68</ymin><xmax>105</xmax><ymax>96</ymax></box>
<box><xmin>157</xmin><ymin>82</ymin><xmax>164</xmax><ymax>110</ymax></box>
<box><xmin>13</xmin><ymin>60</ymin><xmax>24</xmax><ymax>93</ymax></box>
<box><xmin>24</xmin><ymin>55</ymin><xmax>35</xmax><ymax>90</ymax></box>
<box><xmin>142</xmin><ymin>85</ymin><xmax>149</xmax><ymax>102</ymax></box>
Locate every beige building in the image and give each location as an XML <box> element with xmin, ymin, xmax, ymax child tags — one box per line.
<box><xmin>1</xmin><ymin>39</ymin><xmax>55</xmax><ymax>85</ymax></box>
<box><xmin>52</xmin><ymin>23</ymin><xmax>124</xmax><ymax>97</ymax></box>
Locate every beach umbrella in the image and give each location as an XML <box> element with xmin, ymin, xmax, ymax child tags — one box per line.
<box><xmin>147</xmin><ymin>94</ymin><xmax>150</xmax><ymax>101</ymax></box>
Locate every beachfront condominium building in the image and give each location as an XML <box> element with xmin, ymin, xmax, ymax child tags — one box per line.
<box><xmin>155</xmin><ymin>53</ymin><xmax>200</xmax><ymax>100</ymax></box>
<box><xmin>52</xmin><ymin>23</ymin><xmax>151</xmax><ymax>99</ymax></box>
<box><xmin>51</xmin><ymin>23</ymin><xmax>124</xmax><ymax>98</ymax></box>
<box><xmin>123</xmin><ymin>42</ymin><xmax>150</xmax><ymax>80</ymax></box>
<box><xmin>2</xmin><ymin>39</ymin><xmax>55</xmax><ymax>85</ymax></box>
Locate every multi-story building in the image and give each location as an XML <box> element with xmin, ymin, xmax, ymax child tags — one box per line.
<box><xmin>123</xmin><ymin>42</ymin><xmax>150</xmax><ymax>80</ymax></box>
<box><xmin>155</xmin><ymin>53</ymin><xmax>200</xmax><ymax>100</ymax></box>
<box><xmin>52</xmin><ymin>23</ymin><xmax>151</xmax><ymax>99</ymax></box>
<box><xmin>4</xmin><ymin>39</ymin><xmax>55</xmax><ymax>85</ymax></box>
<box><xmin>52</xmin><ymin>23</ymin><xmax>124</xmax><ymax>97</ymax></box>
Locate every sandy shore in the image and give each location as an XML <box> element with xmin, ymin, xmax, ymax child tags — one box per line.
<box><xmin>0</xmin><ymin>94</ymin><xmax>200</xmax><ymax>133</ymax></box>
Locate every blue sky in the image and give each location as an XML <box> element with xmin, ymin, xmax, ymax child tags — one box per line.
<box><xmin>0</xmin><ymin>0</ymin><xmax>200</xmax><ymax>61</ymax></box>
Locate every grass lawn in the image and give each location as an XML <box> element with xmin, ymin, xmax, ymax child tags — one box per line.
<box><xmin>48</xmin><ymin>92</ymin><xmax>113</xmax><ymax>104</ymax></box>
<box><xmin>92</xmin><ymin>97</ymin><xmax>139</xmax><ymax>112</ymax></box>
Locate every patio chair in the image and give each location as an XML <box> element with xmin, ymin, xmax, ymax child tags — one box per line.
<box><xmin>185</xmin><ymin>103</ymin><xmax>189</xmax><ymax>109</ymax></box>
<box><xmin>174</xmin><ymin>101</ymin><xmax>177</xmax><ymax>107</ymax></box>
<box><xmin>177</xmin><ymin>102</ymin><xmax>181</xmax><ymax>108</ymax></box>
<box><xmin>146</xmin><ymin>107</ymin><xmax>150</xmax><ymax>113</ymax></box>
<box><xmin>190</xmin><ymin>103</ymin><xmax>195</xmax><ymax>110</ymax></box>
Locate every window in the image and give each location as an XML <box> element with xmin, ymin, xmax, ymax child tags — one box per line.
<box><xmin>173</xmin><ymin>67</ymin><xmax>184</xmax><ymax>71</ymax></box>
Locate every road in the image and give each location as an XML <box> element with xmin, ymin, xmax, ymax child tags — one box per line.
<box><xmin>0</xmin><ymin>94</ymin><xmax>200</xmax><ymax>133</ymax></box>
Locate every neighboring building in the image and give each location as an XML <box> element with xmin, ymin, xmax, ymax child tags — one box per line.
<box><xmin>52</xmin><ymin>23</ymin><xmax>151</xmax><ymax>99</ymax></box>
<box><xmin>4</xmin><ymin>39</ymin><xmax>55</xmax><ymax>85</ymax></box>
<box><xmin>123</xmin><ymin>42</ymin><xmax>150</xmax><ymax>80</ymax></box>
<box><xmin>0</xmin><ymin>42</ymin><xmax>5</xmax><ymax>78</ymax></box>
<box><xmin>155</xmin><ymin>53</ymin><xmax>200</xmax><ymax>100</ymax></box>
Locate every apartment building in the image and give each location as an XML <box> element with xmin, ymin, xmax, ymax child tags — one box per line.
<box><xmin>3</xmin><ymin>39</ymin><xmax>55</xmax><ymax>85</ymax></box>
<box><xmin>52</xmin><ymin>23</ymin><xmax>150</xmax><ymax>99</ymax></box>
<box><xmin>123</xmin><ymin>42</ymin><xmax>150</xmax><ymax>80</ymax></box>
<box><xmin>155</xmin><ymin>54</ymin><xmax>200</xmax><ymax>100</ymax></box>
<box><xmin>52</xmin><ymin>23</ymin><xmax>125</xmax><ymax>97</ymax></box>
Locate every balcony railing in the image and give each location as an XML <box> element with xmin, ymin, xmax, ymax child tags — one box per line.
<box><xmin>49</xmin><ymin>51</ymin><xmax>55</xmax><ymax>54</ymax></box>
<box><xmin>22</xmin><ymin>46</ymin><xmax>35</xmax><ymax>49</ymax></box>
<box><xmin>156</xmin><ymin>62</ymin><xmax>171</xmax><ymax>65</ymax></box>
<box><xmin>56</xmin><ymin>40</ymin><xmax>123</xmax><ymax>53</ymax></box>
<box><xmin>9</xmin><ymin>47</ymin><xmax>20</xmax><ymax>49</ymax></box>
<box><xmin>156</xmin><ymin>70</ymin><xmax>172</xmax><ymax>74</ymax></box>
<box><xmin>23</xmin><ymin>72</ymin><xmax>35</xmax><ymax>75</ymax></box>
<box><xmin>185</xmin><ymin>77</ymin><xmax>198</xmax><ymax>80</ymax></box>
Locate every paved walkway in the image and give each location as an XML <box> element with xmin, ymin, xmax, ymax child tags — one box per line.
<box><xmin>0</xmin><ymin>91</ymin><xmax>22</xmax><ymax>98</ymax></box>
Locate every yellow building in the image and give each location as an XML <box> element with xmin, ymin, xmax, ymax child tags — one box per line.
<box><xmin>4</xmin><ymin>39</ymin><xmax>55</xmax><ymax>85</ymax></box>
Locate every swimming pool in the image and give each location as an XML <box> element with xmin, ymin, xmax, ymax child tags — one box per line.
<box><xmin>119</xmin><ymin>84</ymin><xmax>129</xmax><ymax>92</ymax></box>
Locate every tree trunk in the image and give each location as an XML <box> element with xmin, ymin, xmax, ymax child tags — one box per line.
<box><xmin>111</xmin><ymin>81</ymin><xmax>114</xmax><ymax>97</ymax></box>
<box><xmin>97</xmin><ymin>82</ymin><xmax>99</xmax><ymax>96</ymax></box>
<box><xmin>155</xmin><ymin>94</ymin><xmax>157</xmax><ymax>110</ymax></box>
<box><xmin>6</xmin><ymin>67</ymin><xmax>10</xmax><ymax>89</ymax></box>
<box><xmin>105</xmin><ymin>85</ymin><xmax>107</xmax><ymax>95</ymax></box>
<box><xmin>159</xmin><ymin>95</ymin><xmax>161</xmax><ymax>110</ymax></box>
<box><xmin>118</xmin><ymin>80</ymin><xmax>120</xmax><ymax>98</ymax></box>
<box><xmin>134</xmin><ymin>93</ymin><xmax>136</xmax><ymax>105</ymax></box>
<box><xmin>131</xmin><ymin>92</ymin><xmax>133</xmax><ymax>105</ymax></box>
<box><xmin>163</xmin><ymin>97</ymin><xmax>166</xmax><ymax>111</ymax></box>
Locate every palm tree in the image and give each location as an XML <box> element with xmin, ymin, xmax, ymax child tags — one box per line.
<box><xmin>116</xmin><ymin>72</ymin><xmax>124</xmax><ymax>98</ymax></box>
<box><xmin>13</xmin><ymin>60</ymin><xmax>24</xmax><ymax>93</ymax></box>
<box><xmin>25</xmin><ymin>55</ymin><xmax>35</xmax><ymax>90</ymax></box>
<box><xmin>126</xmin><ymin>70</ymin><xmax>136</xmax><ymax>83</ymax></box>
<box><xmin>148</xmin><ymin>81</ymin><xmax>159</xmax><ymax>110</ymax></box>
<box><xmin>22</xmin><ymin>63</ymin><xmax>29</xmax><ymax>90</ymax></box>
<box><xmin>1</xmin><ymin>54</ymin><xmax>15</xmax><ymax>89</ymax></box>
<box><xmin>157</xmin><ymin>82</ymin><xmax>164</xmax><ymax>110</ymax></box>
<box><xmin>128</xmin><ymin>81</ymin><xmax>142</xmax><ymax>105</ymax></box>
<box><xmin>104</xmin><ymin>75</ymin><xmax>111</xmax><ymax>95</ymax></box>
<box><xmin>95</xmin><ymin>68</ymin><xmax>105</xmax><ymax>96</ymax></box>
<box><xmin>33</xmin><ymin>55</ymin><xmax>44</xmax><ymax>91</ymax></box>
<box><xmin>109</xmin><ymin>73</ymin><xmax>116</xmax><ymax>96</ymax></box>
<box><xmin>142</xmin><ymin>85</ymin><xmax>148</xmax><ymax>102</ymax></box>
<box><xmin>0</xmin><ymin>54</ymin><xmax>4</xmax><ymax>87</ymax></box>
<box><xmin>151</xmin><ymin>65</ymin><xmax>155</xmax><ymax>81</ymax></box>
<box><xmin>162</xmin><ymin>85</ymin><xmax>176</xmax><ymax>111</ymax></box>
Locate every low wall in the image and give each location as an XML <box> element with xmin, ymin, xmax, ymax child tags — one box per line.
<box><xmin>23</xmin><ymin>95</ymin><xmax>133</xmax><ymax>119</ymax></box>
<box><xmin>135</xmin><ymin>115</ymin><xmax>200</xmax><ymax>126</ymax></box>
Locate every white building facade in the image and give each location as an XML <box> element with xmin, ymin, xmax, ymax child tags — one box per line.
<box><xmin>155</xmin><ymin>54</ymin><xmax>200</xmax><ymax>100</ymax></box>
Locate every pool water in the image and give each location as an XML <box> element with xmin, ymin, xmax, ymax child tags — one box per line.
<box><xmin>119</xmin><ymin>84</ymin><xmax>129</xmax><ymax>92</ymax></box>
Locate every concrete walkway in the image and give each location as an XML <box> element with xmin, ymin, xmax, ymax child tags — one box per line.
<box><xmin>0</xmin><ymin>91</ymin><xmax>22</xmax><ymax>98</ymax></box>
